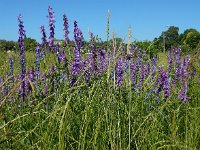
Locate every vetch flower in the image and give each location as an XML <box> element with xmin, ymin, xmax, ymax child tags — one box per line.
<box><xmin>97</xmin><ymin>49</ymin><xmax>107</xmax><ymax>75</ymax></box>
<box><xmin>115</xmin><ymin>57</ymin><xmax>124</xmax><ymax>87</ymax></box>
<box><xmin>47</xmin><ymin>5</ymin><xmax>55</xmax><ymax>49</ymax></box>
<box><xmin>63</xmin><ymin>14</ymin><xmax>69</xmax><ymax>46</ymax></box>
<box><xmin>138</xmin><ymin>64</ymin><xmax>145</xmax><ymax>90</ymax></box>
<box><xmin>40</xmin><ymin>25</ymin><xmax>47</xmax><ymax>48</ymax></box>
<box><xmin>89</xmin><ymin>32</ymin><xmax>98</xmax><ymax>72</ymax></box>
<box><xmin>136</xmin><ymin>49</ymin><xmax>141</xmax><ymax>70</ymax></box>
<box><xmin>18</xmin><ymin>14</ymin><xmax>26</xmax><ymax>102</ymax></box>
<box><xmin>178</xmin><ymin>57</ymin><xmax>190</xmax><ymax>102</ymax></box>
<box><xmin>70</xmin><ymin>21</ymin><xmax>83</xmax><ymax>86</ymax></box>
<box><xmin>130</xmin><ymin>62</ymin><xmax>136</xmax><ymax>88</ymax></box>
<box><xmin>163</xmin><ymin>72</ymin><xmax>170</xmax><ymax>98</ymax></box>
<box><xmin>178</xmin><ymin>81</ymin><xmax>188</xmax><ymax>102</ymax></box>
<box><xmin>175</xmin><ymin>48</ymin><xmax>182</xmax><ymax>80</ymax></box>
<box><xmin>83</xmin><ymin>32</ymin><xmax>98</xmax><ymax>82</ymax></box>
<box><xmin>167</xmin><ymin>48</ymin><xmax>173</xmax><ymax>74</ymax></box>
<box><xmin>9</xmin><ymin>57</ymin><xmax>14</xmax><ymax>77</ymax></box>
<box><xmin>70</xmin><ymin>21</ymin><xmax>83</xmax><ymax>76</ymax></box>
<box><xmin>146</xmin><ymin>63</ymin><xmax>151</xmax><ymax>78</ymax></box>
<box><xmin>35</xmin><ymin>45</ymin><xmax>40</xmax><ymax>80</ymax></box>
<box><xmin>151</xmin><ymin>57</ymin><xmax>157</xmax><ymax>80</ymax></box>
<box><xmin>156</xmin><ymin>66</ymin><xmax>170</xmax><ymax>98</ymax></box>
<box><xmin>83</xmin><ymin>53</ymin><xmax>93</xmax><ymax>82</ymax></box>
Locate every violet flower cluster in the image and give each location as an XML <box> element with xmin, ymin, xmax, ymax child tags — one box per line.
<box><xmin>48</xmin><ymin>5</ymin><xmax>55</xmax><ymax>49</ymax></box>
<box><xmin>167</xmin><ymin>48</ymin><xmax>173</xmax><ymax>74</ymax></box>
<box><xmin>115</xmin><ymin>57</ymin><xmax>124</xmax><ymax>87</ymax></box>
<box><xmin>35</xmin><ymin>45</ymin><xmax>40</xmax><ymax>80</ymax></box>
<box><xmin>138</xmin><ymin>64</ymin><xmax>145</xmax><ymax>90</ymax></box>
<box><xmin>63</xmin><ymin>14</ymin><xmax>69</xmax><ymax>46</ymax></box>
<box><xmin>40</xmin><ymin>25</ymin><xmax>47</xmax><ymax>48</ymax></box>
<box><xmin>130</xmin><ymin>62</ymin><xmax>136</xmax><ymax>87</ymax></box>
<box><xmin>70</xmin><ymin>21</ymin><xmax>83</xmax><ymax>76</ymax></box>
<box><xmin>175</xmin><ymin>48</ymin><xmax>182</xmax><ymax>80</ymax></box>
<box><xmin>18</xmin><ymin>15</ymin><xmax>26</xmax><ymax>102</ymax></box>
<box><xmin>156</xmin><ymin>66</ymin><xmax>170</xmax><ymax>98</ymax></box>
<box><xmin>178</xmin><ymin>57</ymin><xmax>190</xmax><ymax>102</ymax></box>
<box><xmin>9</xmin><ymin>57</ymin><xmax>14</xmax><ymax>77</ymax></box>
<box><xmin>97</xmin><ymin>49</ymin><xmax>107</xmax><ymax>75</ymax></box>
<box><xmin>70</xmin><ymin>21</ymin><xmax>84</xmax><ymax>86</ymax></box>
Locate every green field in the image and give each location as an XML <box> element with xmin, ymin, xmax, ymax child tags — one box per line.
<box><xmin>1</xmin><ymin>4</ymin><xmax>200</xmax><ymax>150</ymax></box>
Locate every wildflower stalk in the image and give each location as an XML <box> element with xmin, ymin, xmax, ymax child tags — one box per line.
<box><xmin>106</xmin><ymin>9</ymin><xmax>110</xmax><ymax>49</ymax></box>
<box><xmin>127</xmin><ymin>26</ymin><xmax>131</xmax><ymax>54</ymax></box>
<box><xmin>18</xmin><ymin>14</ymin><xmax>26</xmax><ymax>102</ymax></box>
<box><xmin>63</xmin><ymin>14</ymin><xmax>69</xmax><ymax>46</ymax></box>
<box><xmin>48</xmin><ymin>5</ymin><xmax>55</xmax><ymax>49</ymax></box>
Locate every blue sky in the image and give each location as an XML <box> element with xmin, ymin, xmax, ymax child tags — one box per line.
<box><xmin>0</xmin><ymin>0</ymin><xmax>200</xmax><ymax>42</ymax></box>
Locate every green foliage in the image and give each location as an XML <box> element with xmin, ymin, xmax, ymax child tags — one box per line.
<box><xmin>184</xmin><ymin>30</ymin><xmax>200</xmax><ymax>49</ymax></box>
<box><xmin>24</xmin><ymin>37</ymin><xmax>37</xmax><ymax>51</ymax></box>
<box><xmin>0</xmin><ymin>49</ymin><xmax>200</xmax><ymax>149</ymax></box>
<box><xmin>0</xmin><ymin>40</ymin><xmax>17</xmax><ymax>51</ymax></box>
<box><xmin>179</xmin><ymin>29</ymin><xmax>200</xmax><ymax>52</ymax></box>
<box><xmin>155</xmin><ymin>26</ymin><xmax>179</xmax><ymax>51</ymax></box>
<box><xmin>133</xmin><ymin>40</ymin><xmax>151</xmax><ymax>50</ymax></box>
<box><xmin>163</xmin><ymin>26</ymin><xmax>179</xmax><ymax>49</ymax></box>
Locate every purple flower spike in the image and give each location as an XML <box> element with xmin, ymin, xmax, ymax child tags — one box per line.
<box><xmin>9</xmin><ymin>57</ymin><xmax>14</xmax><ymax>77</ymax></box>
<box><xmin>83</xmin><ymin>53</ymin><xmax>93</xmax><ymax>82</ymax></box>
<box><xmin>97</xmin><ymin>49</ymin><xmax>107</xmax><ymax>75</ymax></box>
<box><xmin>130</xmin><ymin>62</ymin><xmax>136</xmax><ymax>87</ymax></box>
<box><xmin>178</xmin><ymin>81</ymin><xmax>188</xmax><ymax>102</ymax></box>
<box><xmin>185</xmin><ymin>55</ymin><xmax>190</xmax><ymax>67</ymax></box>
<box><xmin>83</xmin><ymin>34</ymin><xmax>98</xmax><ymax>82</ymax></box>
<box><xmin>63</xmin><ymin>14</ymin><xmax>69</xmax><ymax>46</ymax></box>
<box><xmin>47</xmin><ymin>5</ymin><xmax>55</xmax><ymax>49</ymax></box>
<box><xmin>167</xmin><ymin>48</ymin><xmax>173</xmax><ymax>74</ymax></box>
<box><xmin>18</xmin><ymin>14</ymin><xmax>26</xmax><ymax>102</ymax></box>
<box><xmin>138</xmin><ymin>64</ymin><xmax>145</xmax><ymax>90</ymax></box>
<box><xmin>181</xmin><ymin>59</ymin><xmax>187</xmax><ymax>80</ymax></box>
<box><xmin>115</xmin><ymin>57</ymin><xmax>124</xmax><ymax>87</ymax></box>
<box><xmin>35</xmin><ymin>45</ymin><xmax>40</xmax><ymax>80</ymax></box>
<box><xmin>156</xmin><ymin>66</ymin><xmax>170</xmax><ymax>98</ymax></box>
<box><xmin>178</xmin><ymin>57</ymin><xmax>190</xmax><ymax>102</ymax></box>
<box><xmin>28</xmin><ymin>68</ymin><xmax>34</xmax><ymax>82</ymax></box>
<box><xmin>70</xmin><ymin>21</ymin><xmax>83</xmax><ymax>78</ymax></box>
<box><xmin>136</xmin><ymin>49</ymin><xmax>141</xmax><ymax>70</ymax></box>
<box><xmin>71</xmin><ymin>54</ymin><xmax>83</xmax><ymax>76</ymax></box>
<box><xmin>44</xmin><ymin>85</ymin><xmax>48</xmax><ymax>96</ymax></box>
<box><xmin>175</xmin><ymin>48</ymin><xmax>182</xmax><ymax>80</ymax></box>
<box><xmin>89</xmin><ymin>32</ymin><xmax>98</xmax><ymax>71</ymax></box>
<box><xmin>151</xmin><ymin>57</ymin><xmax>157</xmax><ymax>80</ymax></box>
<box><xmin>175</xmin><ymin>48</ymin><xmax>181</xmax><ymax>65</ymax></box>
<box><xmin>57</xmin><ymin>48</ymin><xmax>67</xmax><ymax>64</ymax></box>
<box><xmin>40</xmin><ymin>25</ymin><xmax>47</xmax><ymax>48</ymax></box>
<box><xmin>163</xmin><ymin>72</ymin><xmax>170</xmax><ymax>98</ymax></box>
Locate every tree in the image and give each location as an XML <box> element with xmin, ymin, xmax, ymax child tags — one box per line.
<box><xmin>133</xmin><ymin>40</ymin><xmax>151</xmax><ymax>50</ymax></box>
<box><xmin>182</xmin><ymin>29</ymin><xmax>200</xmax><ymax>50</ymax></box>
<box><xmin>24</xmin><ymin>37</ymin><xmax>37</xmax><ymax>51</ymax></box>
<box><xmin>179</xmin><ymin>28</ymin><xmax>198</xmax><ymax>44</ymax></box>
<box><xmin>0</xmin><ymin>40</ymin><xmax>17</xmax><ymax>51</ymax></box>
<box><xmin>161</xmin><ymin>26</ymin><xmax>179</xmax><ymax>50</ymax></box>
<box><xmin>153</xmin><ymin>26</ymin><xmax>179</xmax><ymax>52</ymax></box>
<box><xmin>196</xmin><ymin>41</ymin><xmax>200</xmax><ymax>50</ymax></box>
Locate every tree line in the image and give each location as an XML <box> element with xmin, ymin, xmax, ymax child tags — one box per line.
<box><xmin>1</xmin><ymin>26</ymin><xmax>200</xmax><ymax>53</ymax></box>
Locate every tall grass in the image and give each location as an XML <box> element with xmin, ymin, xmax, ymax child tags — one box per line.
<box><xmin>0</xmin><ymin>6</ymin><xmax>200</xmax><ymax>150</ymax></box>
<box><xmin>1</xmin><ymin>49</ymin><xmax>200</xmax><ymax>150</ymax></box>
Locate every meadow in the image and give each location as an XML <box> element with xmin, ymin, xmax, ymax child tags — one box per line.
<box><xmin>0</xmin><ymin>6</ymin><xmax>200</xmax><ymax>150</ymax></box>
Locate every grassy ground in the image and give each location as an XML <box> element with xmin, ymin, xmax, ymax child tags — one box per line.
<box><xmin>0</xmin><ymin>49</ymin><xmax>200</xmax><ymax>149</ymax></box>
<box><xmin>0</xmin><ymin>51</ymin><xmax>168</xmax><ymax>75</ymax></box>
